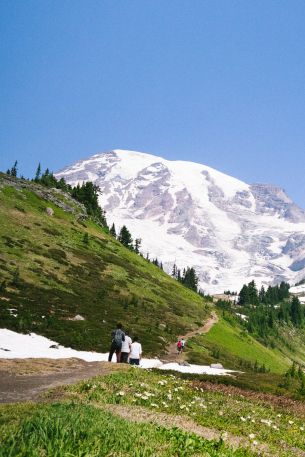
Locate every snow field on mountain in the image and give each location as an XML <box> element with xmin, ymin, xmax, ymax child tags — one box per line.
<box><xmin>56</xmin><ymin>149</ymin><xmax>305</xmax><ymax>293</ymax></box>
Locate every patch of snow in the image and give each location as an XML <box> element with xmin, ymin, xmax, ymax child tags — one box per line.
<box><xmin>0</xmin><ymin>329</ymin><xmax>235</xmax><ymax>376</ymax></box>
<box><xmin>290</xmin><ymin>284</ymin><xmax>305</xmax><ymax>294</ymax></box>
<box><xmin>235</xmin><ymin>313</ymin><xmax>248</xmax><ymax>321</ymax></box>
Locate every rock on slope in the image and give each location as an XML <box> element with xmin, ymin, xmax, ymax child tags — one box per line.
<box><xmin>56</xmin><ymin>150</ymin><xmax>305</xmax><ymax>293</ymax></box>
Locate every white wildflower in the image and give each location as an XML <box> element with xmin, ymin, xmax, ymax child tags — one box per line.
<box><xmin>249</xmin><ymin>434</ymin><xmax>255</xmax><ymax>439</ymax></box>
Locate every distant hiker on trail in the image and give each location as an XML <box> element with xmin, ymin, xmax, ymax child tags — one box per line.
<box><xmin>108</xmin><ymin>323</ymin><xmax>125</xmax><ymax>363</ymax></box>
<box><xmin>181</xmin><ymin>338</ymin><xmax>186</xmax><ymax>351</ymax></box>
<box><xmin>120</xmin><ymin>329</ymin><xmax>132</xmax><ymax>363</ymax></box>
<box><xmin>129</xmin><ymin>336</ymin><xmax>142</xmax><ymax>366</ymax></box>
<box><xmin>177</xmin><ymin>339</ymin><xmax>182</xmax><ymax>354</ymax></box>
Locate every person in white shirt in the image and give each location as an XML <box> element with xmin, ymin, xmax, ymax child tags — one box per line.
<box><xmin>129</xmin><ymin>336</ymin><xmax>142</xmax><ymax>366</ymax></box>
<box><xmin>120</xmin><ymin>330</ymin><xmax>132</xmax><ymax>363</ymax></box>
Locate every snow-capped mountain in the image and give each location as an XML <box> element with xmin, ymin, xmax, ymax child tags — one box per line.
<box><xmin>56</xmin><ymin>150</ymin><xmax>305</xmax><ymax>293</ymax></box>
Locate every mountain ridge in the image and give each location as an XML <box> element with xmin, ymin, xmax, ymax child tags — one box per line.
<box><xmin>56</xmin><ymin>150</ymin><xmax>305</xmax><ymax>293</ymax></box>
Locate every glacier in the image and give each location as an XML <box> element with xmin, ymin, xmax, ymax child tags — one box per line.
<box><xmin>56</xmin><ymin>149</ymin><xmax>305</xmax><ymax>293</ymax></box>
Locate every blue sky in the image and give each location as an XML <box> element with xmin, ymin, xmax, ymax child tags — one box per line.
<box><xmin>1</xmin><ymin>1</ymin><xmax>305</xmax><ymax>206</ymax></box>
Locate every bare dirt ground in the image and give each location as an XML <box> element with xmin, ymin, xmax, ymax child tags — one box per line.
<box><xmin>0</xmin><ymin>359</ymin><xmax>127</xmax><ymax>404</ymax></box>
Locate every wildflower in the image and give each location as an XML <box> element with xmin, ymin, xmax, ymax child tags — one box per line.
<box><xmin>151</xmin><ymin>403</ymin><xmax>159</xmax><ymax>407</ymax></box>
<box><xmin>117</xmin><ymin>391</ymin><xmax>125</xmax><ymax>396</ymax></box>
<box><xmin>219</xmin><ymin>411</ymin><xmax>224</xmax><ymax>416</ymax></box>
<box><xmin>240</xmin><ymin>417</ymin><xmax>246</xmax><ymax>422</ymax></box>
<box><xmin>167</xmin><ymin>394</ymin><xmax>172</xmax><ymax>400</ymax></box>
<box><xmin>300</xmin><ymin>427</ymin><xmax>304</xmax><ymax>431</ymax></box>
<box><xmin>288</xmin><ymin>420</ymin><xmax>294</xmax><ymax>425</ymax></box>
<box><xmin>253</xmin><ymin>441</ymin><xmax>258</xmax><ymax>446</ymax></box>
<box><xmin>249</xmin><ymin>434</ymin><xmax>255</xmax><ymax>439</ymax></box>
<box><xmin>180</xmin><ymin>405</ymin><xmax>186</xmax><ymax>410</ymax></box>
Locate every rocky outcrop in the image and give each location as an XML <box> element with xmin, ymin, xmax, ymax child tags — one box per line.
<box><xmin>0</xmin><ymin>174</ymin><xmax>87</xmax><ymax>219</ymax></box>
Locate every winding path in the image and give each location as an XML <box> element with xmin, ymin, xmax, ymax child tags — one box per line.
<box><xmin>162</xmin><ymin>311</ymin><xmax>218</xmax><ymax>362</ymax></box>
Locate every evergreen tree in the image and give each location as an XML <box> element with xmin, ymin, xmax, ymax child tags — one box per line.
<box><xmin>239</xmin><ymin>284</ymin><xmax>250</xmax><ymax>305</ymax></box>
<box><xmin>172</xmin><ymin>263</ymin><xmax>177</xmax><ymax>278</ymax></box>
<box><xmin>182</xmin><ymin>267</ymin><xmax>198</xmax><ymax>292</ymax></box>
<box><xmin>134</xmin><ymin>238</ymin><xmax>141</xmax><ymax>254</ymax></box>
<box><xmin>248</xmin><ymin>280</ymin><xmax>259</xmax><ymax>305</ymax></box>
<box><xmin>259</xmin><ymin>285</ymin><xmax>266</xmax><ymax>303</ymax></box>
<box><xmin>10</xmin><ymin>161</ymin><xmax>18</xmax><ymax>177</ymax></box>
<box><xmin>6</xmin><ymin>169</ymin><xmax>11</xmax><ymax>175</ymax></box>
<box><xmin>118</xmin><ymin>225</ymin><xmax>133</xmax><ymax>249</ymax></box>
<box><xmin>291</xmin><ymin>296</ymin><xmax>303</xmax><ymax>326</ymax></box>
<box><xmin>34</xmin><ymin>163</ymin><xmax>41</xmax><ymax>182</ymax></box>
<box><xmin>109</xmin><ymin>223</ymin><xmax>116</xmax><ymax>238</ymax></box>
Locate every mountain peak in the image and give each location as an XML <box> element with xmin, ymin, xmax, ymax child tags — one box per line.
<box><xmin>56</xmin><ymin>150</ymin><xmax>305</xmax><ymax>292</ymax></box>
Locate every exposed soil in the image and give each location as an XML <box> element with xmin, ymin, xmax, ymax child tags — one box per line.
<box><xmin>0</xmin><ymin>359</ymin><xmax>126</xmax><ymax>403</ymax></box>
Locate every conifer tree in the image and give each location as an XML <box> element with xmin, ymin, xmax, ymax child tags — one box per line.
<box><xmin>134</xmin><ymin>238</ymin><xmax>141</xmax><ymax>254</ymax></box>
<box><xmin>172</xmin><ymin>263</ymin><xmax>177</xmax><ymax>278</ymax></box>
<box><xmin>118</xmin><ymin>225</ymin><xmax>133</xmax><ymax>249</ymax></box>
<box><xmin>109</xmin><ymin>223</ymin><xmax>116</xmax><ymax>238</ymax></box>
<box><xmin>10</xmin><ymin>161</ymin><xmax>18</xmax><ymax>177</ymax></box>
<box><xmin>291</xmin><ymin>296</ymin><xmax>303</xmax><ymax>326</ymax></box>
<box><xmin>35</xmin><ymin>163</ymin><xmax>41</xmax><ymax>182</ymax></box>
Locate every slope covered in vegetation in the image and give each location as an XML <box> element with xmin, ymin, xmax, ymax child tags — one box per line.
<box><xmin>0</xmin><ymin>174</ymin><xmax>209</xmax><ymax>354</ymax></box>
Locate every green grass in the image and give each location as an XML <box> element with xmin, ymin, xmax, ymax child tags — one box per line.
<box><xmin>61</xmin><ymin>368</ymin><xmax>305</xmax><ymax>456</ymax></box>
<box><xmin>0</xmin><ymin>402</ymin><xmax>253</xmax><ymax>457</ymax></box>
<box><xmin>186</xmin><ymin>317</ymin><xmax>291</xmax><ymax>373</ymax></box>
<box><xmin>0</xmin><ymin>175</ymin><xmax>210</xmax><ymax>354</ymax></box>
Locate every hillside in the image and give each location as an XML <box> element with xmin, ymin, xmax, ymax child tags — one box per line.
<box><xmin>0</xmin><ymin>173</ymin><xmax>210</xmax><ymax>354</ymax></box>
<box><xmin>56</xmin><ymin>149</ymin><xmax>305</xmax><ymax>293</ymax></box>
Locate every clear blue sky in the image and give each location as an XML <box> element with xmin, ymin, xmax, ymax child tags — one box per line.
<box><xmin>1</xmin><ymin>1</ymin><xmax>305</xmax><ymax>206</ymax></box>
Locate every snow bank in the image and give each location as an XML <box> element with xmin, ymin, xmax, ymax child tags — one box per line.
<box><xmin>0</xmin><ymin>329</ymin><xmax>235</xmax><ymax>376</ymax></box>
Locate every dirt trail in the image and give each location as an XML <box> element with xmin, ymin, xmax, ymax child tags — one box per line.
<box><xmin>101</xmin><ymin>403</ymin><xmax>275</xmax><ymax>456</ymax></box>
<box><xmin>162</xmin><ymin>311</ymin><xmax>218</xmax><ymax>363</ymax></box>
<box><xmin>0</xmin><ymin>359</ymin><xmax>127</xmax><ymax>404</ymax></box>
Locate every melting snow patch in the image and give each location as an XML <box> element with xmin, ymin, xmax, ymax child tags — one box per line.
<box><xmin>0</xmin><ymin>329</ymin><xmax>236</xmax><ymax>375</ymax></box>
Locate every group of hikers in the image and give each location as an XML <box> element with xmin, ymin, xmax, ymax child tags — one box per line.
<box><xmin>108</xmin><ymin>323</ymin><xmax>142</xmax><ymax>365</ymax></box>
<box><xmin>108</xmin><ymin>323</ymin><xmax>186</xmax><ymax>365</ymax></box>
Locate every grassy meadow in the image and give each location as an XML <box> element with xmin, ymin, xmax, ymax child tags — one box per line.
<box><xmin>1</xmin><ymin>367</ymin><xmax>305</xmax><ymax>456</ymax></box>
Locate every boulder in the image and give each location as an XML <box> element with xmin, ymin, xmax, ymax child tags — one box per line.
<box><xmin>46</xmin><ymin>207</ymin><xmax>54</xmax><ymax>216</ymax></box>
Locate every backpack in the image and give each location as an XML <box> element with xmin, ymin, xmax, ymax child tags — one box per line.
<box><xmin>114</xmin><ymin>329</ymin><xmax>125</xmax><ymax>347</ymax></box>
<box><xmin>177</xmin><ymin>341</ymin><xmax>182</xmax><ymax>349</ymax></box>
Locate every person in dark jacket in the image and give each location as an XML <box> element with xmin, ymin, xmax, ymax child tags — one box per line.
<box><xmin>108</xmin><ymin>323</ymin><xmax>125</xmax><ymax>363</ymax></box>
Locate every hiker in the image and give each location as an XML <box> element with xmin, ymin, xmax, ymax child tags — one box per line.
<box><xmin>181</xmin><ymin>338</ymin><xmax>186</xmax><ymax>351</ymax></box>
<box><xmin>120</xmin><ymin>329</ymin><xmax>132</xmax><ymax>363</ymax></box>
<box><xmin>108</xmin><ymin>323</ymin><xmax>125</xmax><ymax>363</ymax></box>
<box><xmin>177</xmin><ymin>339</ymin><xmax>182</xmax><ymax>354</ymax></box>
<box><xmin>129</xmin><ymin>336</ymin><xmax>142</xmax><ymax>366</ymax></box>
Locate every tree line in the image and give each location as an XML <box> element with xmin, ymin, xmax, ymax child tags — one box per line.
<box><xmin>237</xmin><ymin>280</ymin><xmax>304</xmax><ymax>341</ymax></box>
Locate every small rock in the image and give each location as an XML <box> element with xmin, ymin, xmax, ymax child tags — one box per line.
<box><xmin>72</xmin><ymin>314</ymin><xmax>85</xmax><ymax>321</ymax></box>
<box><xmin>49</xmin><ymin>344</ymin><xmax>59</xmax><ymax>349</ymax></box>
<box><xmin>210</xmin><ymin>363</ymin><xmax>224</xmax><ymax>369</ymax></box>
<box><xmin>179</xmin><ymin>361</ymin><xmax>191</xmax><ymax>366</ymax></box>
<box><xmin>46</xmin><ymin>207</ymin><xmax>54</xmax><ymax>216</ymax></box>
